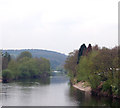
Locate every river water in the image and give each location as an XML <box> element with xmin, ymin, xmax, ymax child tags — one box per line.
<box><xmin>1</xmin><ymin>75</ymin><xmax>120</xmax><ymax>106</ymax></box>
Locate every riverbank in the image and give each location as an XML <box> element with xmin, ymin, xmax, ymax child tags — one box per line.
<box><xmin>73</xmin><ymin>81</ymin><xmax>91</xmax><ymax>93</ymax></box>
<box><xmin>73</xmin><ymin>81</ymin><xmax>120</xmax><ymax>100</ymax></box>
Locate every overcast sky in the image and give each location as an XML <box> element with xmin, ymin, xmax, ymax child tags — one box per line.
<box><xmin>0</xmin><ymin>0</ymin><xmax>119</xmax><ymax>55</ymax></box>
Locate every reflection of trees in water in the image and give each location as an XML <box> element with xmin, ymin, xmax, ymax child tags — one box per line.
<box><xmin>69</xmin><ymin>86</ymin><xmax>120</xmax><ymax>106</ymax></box>
<box><xmin>50</xmin><ymin>76</ymin><xmax>69</xmax><ymax>84</ymax></box>
<box><xmin>15</xmin><ymin>77</ymin><xmax>50</xmax><ymax>86</ymax></box>
<box><xmin>86</xmin><ymin>96</ymin><xmax>120</xmax><ymax>107</ymax></box>
<box><xmin>69</xmin><ymin>86</ymin><xmax>85</xmax><ymax>105</ymax></box>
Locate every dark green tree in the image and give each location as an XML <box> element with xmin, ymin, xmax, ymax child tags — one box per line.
<box><xmin>2</xmin><ymin>52</ymin><xmax>11</xmax><ymax>70</ymax></box>
<box><xmin>77</xmin><ymin>44</ymin><xmax>87</xmax><ymax>64</ymax></box>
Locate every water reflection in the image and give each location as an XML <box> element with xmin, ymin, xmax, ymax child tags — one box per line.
<box><xmin>69</xmin><ymin>86</ymin><xmax>120</xmax><ymax>107</ymax></box>
<box><xmin>1</xmin><ymin>75</ymin><xmax>120</xmax><ymax>106</ymax></box>
<box><xmin>15</xmin><ymin>77</ymin><xmax>50</xmax><ymax>86</ymax></box>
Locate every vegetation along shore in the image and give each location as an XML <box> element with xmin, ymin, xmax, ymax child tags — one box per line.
<box><xmin>2</xmin><ymin>51</ymin><xmax>51</xmax><ymax>83</ymax></box>
<box><xmin>64</xmin><ymin>44</ymin><xmax>120</xmax><ymax>99</ymax></box>
<box><xmin>1</xmin><ymin>44</ymin><xmax>120</xmax><ymax>100</ymax></box>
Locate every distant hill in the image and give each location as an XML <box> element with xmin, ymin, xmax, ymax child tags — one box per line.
<box><xmin>2</xmin><ymin>49</ymin><xmax>67</xmax><ymax>70</ymax></box>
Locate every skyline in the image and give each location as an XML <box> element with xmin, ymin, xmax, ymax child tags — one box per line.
<box><xmin>0</xmin><ymin>0</ymin><xmax>119</xmax><ymax>54</ymax></box>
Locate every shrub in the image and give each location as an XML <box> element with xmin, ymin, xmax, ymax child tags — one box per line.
<box><xmin>89</xmin><ymin>74</ymin><xmax>101</xmax><ymax>89</ymax></box>
<box><xmin>2</xmin><ymin>69</ymin><xmax>13</xmax><ymax>82</ymax></box>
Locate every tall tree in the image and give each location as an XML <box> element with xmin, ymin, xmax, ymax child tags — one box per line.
<box><xmin>86</xmin><ymin>44</ymin><xmax>92</xmax><ymax>55</ymax></box>
<box><xmin>2</xmin><ymin>52</ymin><xmax>11</xmax><ymax>70</ymax></box>
<box><xmin>64</xmin><ymin>50</ymin><xmax>78</xmax><ymax>77</ymax></box>
<box><xmin>77</xmin><ymin>44</ymin><xmax>87</xmax><ymax>64</ymax></box>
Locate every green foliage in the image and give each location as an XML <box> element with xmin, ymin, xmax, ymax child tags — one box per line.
<box><xmin>2</xmin><ymin>52</ymin><xmax>11</xmax><ymax>70</ymax></box>
<box><xmin>65</xmin><ymin>44</ymin><xmax>120</xmax><ymax>97</ymax></box>
<box><xmin>17</xmin><ymin>51</ymin><xmax>32</xmax><ymax>61</ymax></box>
<box><xmin>2</xmin><ymin>69</ymin><xmax>13</xmax><ymax>82</ymax></box>
<box><xmin>7</xmin><ymin>60</ymin><xmax>19</xmax><ymax>79</ymax></box>
<box><xmin>64</xmin><ymin>50</ymin><xmax>78</xmax><ymax>78</ymax></box>
<box><xmin>102</xmin><ymin>81</ymin><xmax>111</xmax><ymax>92</ymax></box>
<box><xmin>89</xmin><ymin>74</ymin><xmax>101</xmax><ymax>89</ymax></box>
<box><xmin>77</xmin><ymin>56</ymin><xmax>90</xmax><ymax>81</ymax></box>
<box><xmin>2</xmin><ymin>49</ymin><xmax>67</xmax><ymax>70</ymax></box>
<box><xmin>77</xmin><ymin>50</ymin><xmax>100</xmax><ymax>88</ymax></box>
<box><xmin>2</xmin><ymin>51</ymin><xmax>51</xmax><ymax>82</ymax></box>
<box><xmin>18</xmin><ymin>58</ymin><xmax>39</xmax><ymax>78</ymax></box>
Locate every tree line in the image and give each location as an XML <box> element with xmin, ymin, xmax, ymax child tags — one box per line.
<box><xmin>64</xmin><ymin>44</ymin><xmax>120</xmax><ymax>99</ymax></box>
<box><xmin>2</xmin><ymin>51</ymin><xmax>51</xmax><ymax>83</ymax></box>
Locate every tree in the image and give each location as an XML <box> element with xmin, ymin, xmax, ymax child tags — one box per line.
<box><xmin>35</xmin><ymin>57</ymin><xmax>51</xmax><ymax>76</ymax></box>
<box><xmin>7</xmin><ymin>60</ymin><xmax>19</xmax><ymax>80</ymax></box>
<box><xmin>2</xmin><ymin>52</ymin><xmax>11</xmax><ymax>70</ymax></box>
<box><xmin>2</xmin><ymin>51</ymin><xmax>51</xmax><ymax>82</ymax></box>
<box><xmin>77</xmin><ymin>44</ymin><xmax>87</xmax><ymax>64</ymax></box>
<box><xmin>86</xmin><ymin>44</ymin><xmax>92</xmax><ymax>55</ymax></box>
<box><xmin>64</xmin><ymin>50</ymin><xmax>78</xmax><ymax>78</ymax></box>
<box><xmin>17</xmin><ymin>51</ymin><xmax>32</xmax><ymax>61</ymax></box>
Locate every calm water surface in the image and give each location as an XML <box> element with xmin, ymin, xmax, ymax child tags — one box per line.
<box><xmin>1</xmin><ymin>75</ymin><xmax>120</xmax><ymax>106</ymax></box>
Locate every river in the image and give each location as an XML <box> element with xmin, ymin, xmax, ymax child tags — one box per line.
<box><xmin>1</xmin><ymin>75</ymin><xmax>120</xmax><ymax>106</ymax></box>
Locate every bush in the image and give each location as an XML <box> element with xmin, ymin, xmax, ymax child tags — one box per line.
<box><xmin>89</xmin><ymin>74</ymin><xmax>101</xmax><ymax>89</ymax></box>
<box><xmin>2</xmin><ymin>69</ymin><xmax>13</xmax><ymax>82</ymax></box>
<box><xmin>102</xmin><ymin>80</ymin><xmax>112</xmax><ymax>95</ymax></box>
<box><xmin>102</xmin><ymin>81</ymin><xmax>111</xmax><ymax>92</ymax></box>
